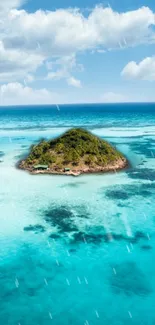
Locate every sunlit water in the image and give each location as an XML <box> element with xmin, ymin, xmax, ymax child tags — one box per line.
<box><xmin>0</xmin><ymin>104</ymin><xmax>155</xmax><ymax>325</ymax></box>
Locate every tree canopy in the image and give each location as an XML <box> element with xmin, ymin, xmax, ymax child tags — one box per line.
<box><xmin>22</xmin><ymin>128</ymin><xmax>125</xmax><ymax>170</ymax></box>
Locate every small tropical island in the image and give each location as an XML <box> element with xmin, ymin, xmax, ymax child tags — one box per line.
<box><xmin>19</xmin><ymin>128</ymin><xmax>128</xmax><ymax>176</ymax></box>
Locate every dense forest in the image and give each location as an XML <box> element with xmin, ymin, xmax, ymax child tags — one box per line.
<box><xmin>21</xmin><ymin>128</ymin><xmax>125</xmax><ymax>171</ymax></box>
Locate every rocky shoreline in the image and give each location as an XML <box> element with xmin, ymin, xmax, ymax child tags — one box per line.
<box><xmin>18</xmin><ymin>157</ymin><xmax>128</xmax><ymax>176</ymax></box>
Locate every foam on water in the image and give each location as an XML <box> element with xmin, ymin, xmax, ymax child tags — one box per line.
<box><xmin>0</xmin><ymin>104</ymin><xmax>155</xmax><ymax>324</ymax></box>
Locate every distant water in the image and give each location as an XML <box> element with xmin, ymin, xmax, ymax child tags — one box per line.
<box><xmin>0</xmin><ymin>103</ymin><xmax>155</xmax><ymax>325</ymax></box>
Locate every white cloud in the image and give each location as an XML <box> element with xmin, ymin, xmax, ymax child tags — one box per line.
<box><xmin>0</xmin><ymin>41</ymin><xmax>43</xmax><ymax>82</ymax></box>
<box><xmin>0</xmin><ymin>0</ymin><xmax>23</xmax><ymax>11</ymax></box>
<box><xmin>67</xmin><ymin>77</ymin><xmax>81</xmax><ymax>87</ymax></box>
<box><xmin>4</xmin><ymin>6</ymin><xmax>155</xmax><ymax>54</ymax></box>
<box><xmin>121</xmin><ymin>56</ymin><xmax>155</xmax><ymax>80</ymax></box>
<box><xmin>0</xmin><ymin>82</ymin><xmax>59</xmax><ymax>105</ymax></box>
<box><xmin>46</xmin><ymin>54</ymin><xmax>83</xmax><ymax>86</ymax></box>
<box><xmin>1</xmin><ymin>82</ymin><xmax>154</xmax><ymax>106</ymax></box>
<box><xmin>46</xmin><ymin>54</ymin><xmax>77</xmax><ymax>80</ymax></box>
<box><xmin>0</xmin><ymin>5</ymin><xmax>155</xmax><ymax>84</ymax></box>
<box><xmin>24</xmin><ymin>74</ymin><xmax>34</xmax><ymax>83</ymax></box>
<box><xmin>101</xmin><ymin>92</ymin><xmax>129</xmax><ymax>103</ymax></box>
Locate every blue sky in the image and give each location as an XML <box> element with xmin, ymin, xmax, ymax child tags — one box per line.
<box><xmin>0</xmin><ymin>0</ymin><xmax>155</xmax><ymax>105</ymax></box>
<box><xmin>23</xmin><ymin>0</ymin><xmax>155</xmax><ymax>12</ymax></box>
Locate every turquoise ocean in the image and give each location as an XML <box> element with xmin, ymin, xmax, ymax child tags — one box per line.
<box><xmin>0</xmin><ymin>103</ymin><xmax>155</xmax><ymax>325</ymax></box>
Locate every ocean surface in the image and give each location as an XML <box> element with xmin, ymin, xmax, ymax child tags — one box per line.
<box><xmin>0</xmin><ymin>103</ymin><xmax>155</xmax><ymax>325</ymax></box>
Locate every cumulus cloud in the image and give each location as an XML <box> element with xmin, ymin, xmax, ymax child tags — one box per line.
<box><xmin>0</xmin><ymin>82</ymin><xmax>154</xmax><ymax>105</ymax></box>
<box><xmin>0</xmin><ymin>2</ymin><xmax>155</xmax><ymax>104</ymax></box>
<box><xmin>46</xmin><ymin>55</ymin><xmax>78</xmax><ymax>80</ymax></box>
<box><xmin>67</xmin><ymin>77</ymin><xmax>81</xmax><ymax>87</ymax></box>
<box><xmin>4</xmin><ymin>6</ymin><xmax>155</xmax><ymax>53</ymax></box>
<box><xmin>0</xmin><ymin>5</ymin><xmax>155</xmax><ymax>84</ymax></box>
<box><xmin>0</xmin><ymin>82</ymin><xmax>59</xmax><ymax>105</ymax></box>
<box><xmin>0</xmin><ymin>41</ymin><xmax>43</xmax><ymax>82</ymax></box>
<box><xmin>46</xmin><ymin>54</ymin><xmax>82</xmax><ymax>87</ymax></box>
<box><xmin>0</xmin><ymin>0</ymin><xmax>23</xmax><ymax>11</ymax></box>
<box><xmin>121</xmin><ymin>56</ymin><xmax>155</xmax><ymax>80</ymax></box>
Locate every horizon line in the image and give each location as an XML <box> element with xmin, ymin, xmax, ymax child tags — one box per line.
<box><xmin>0</xmin><ymin>102</ymin><xmax>155</xmax><ymax>108</ymax></box>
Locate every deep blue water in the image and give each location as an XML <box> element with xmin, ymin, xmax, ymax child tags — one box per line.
<box><xmin>0</xmin><ymin>103</ymin><xmax>155</xmax><ymax>325</ymax></box>
<box><xmin>0</xmin><ymin>103</ymin><xmax>155</xmax><ymax>130</ymax></box>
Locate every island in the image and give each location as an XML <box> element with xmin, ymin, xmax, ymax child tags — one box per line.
<box><xmin>19</xmin><ymin>128</ymin><xmax>128</xmax><ymax>176</ymax></box>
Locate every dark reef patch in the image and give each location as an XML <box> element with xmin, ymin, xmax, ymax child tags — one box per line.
<box><xmin>128</xmin><ymin>140</ymin><xmax>155</xmax><ymax>159</ymax></box>
<box><xmin>43</xmin><ymin>204</ymin><xmax>89</xmax><ymax>234</ymax></box>
<box><xmin>69</xmin><ymin>248</ymin><xmax>77</xmax><ymax>253</ymax></box>
<box><xmin>71</xmin><ymin>231</ymin><xmax>104</xmax><ymax>244</ymax></box>
<box><xmin>49</xmin><ymin>233</ymin><xmax>61</xmax><ymax>239</ymax></box>
<box><xmin>110</xmin><ymin>262</ymin><xmax>151</xmax><ymax>296</ymax></box>
<box><xmin>24</xmin><ymin>224</ymin><xmax>45</xmax><ymax>233</ymax></box>
<box><xmin>133</xmin><ymin>231</ymin><xmax>149</xmax><ymax>241</ymax></box>
<box><xmin>0</xmin><ymin>151</ymin><xmax>5</xmax><ymax>157</ymax></box>
<box><xmin>42</xmin><ymin>204</ymin><xmax>150</xmax><ymax>246</ymax></box>
<box><xmin>70</xmin><ymin>229</ymin><xmax>150</xmax><ymax>245</ymax></box>
<box><xmin>141</xmin><ymin>245</ymin><xmax>152</xmax><ymax>250</ymax></box>
<box><xmin>126</xmin><ymin>168</ymin><xmax>155</xmax><ymax>181</ymax></box>
<box><xmin>141</xmin><ymin>182</ymin><xmax>155</xmax><ymax>190</ymax></box>
<box><xmin>104</xmin><ymin>183</ymin><xmax>151</xmax><ymax>201</ymax></box>
<box><xmin>44</xmin><ymin>206</ymin><xmax>78</xmax><ymax>233</ymax></box>
<box><xmin>117</xmin><ymin>203</ymin><xmax>126</xmax><ymax>207</ymax></box>
<box><xmin>0</xmin><ymin>244</ymin><xmax>65</xmax><ymax>312</ymax></box>
<box><xmin>104</xmin><ymin>230</ymin><xmax>149</xmax><ymax>244</ymax></box>
<box><xmin>129</xmin><ymin>231</ymin><xmax>149</xmax><ymax>244</ymax></box>
<box><xmin>105</xmin><ymin>188</ymin><xmax>132</xmax><ymax>200</ymax></box>
<box><xmin>104</xmin><ymin>233</ymin><xmax>125</xmax><ymax>242</ymax></box>
<box><xmin>140</xmin><ymin>190</ymin><xmax>152</xmax><ymax>197</ymax></box>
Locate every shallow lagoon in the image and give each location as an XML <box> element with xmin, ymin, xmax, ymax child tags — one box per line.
<box><xmin>0</xmin><ymin>104</ymin><xmax>155</xmax><ymax>325</ymax></box>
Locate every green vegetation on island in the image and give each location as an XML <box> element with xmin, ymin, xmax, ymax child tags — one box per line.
<box><xmin>19</xmin><ymin>128</ymin><xmax>127</xmax><ymax>175</ymax></box>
